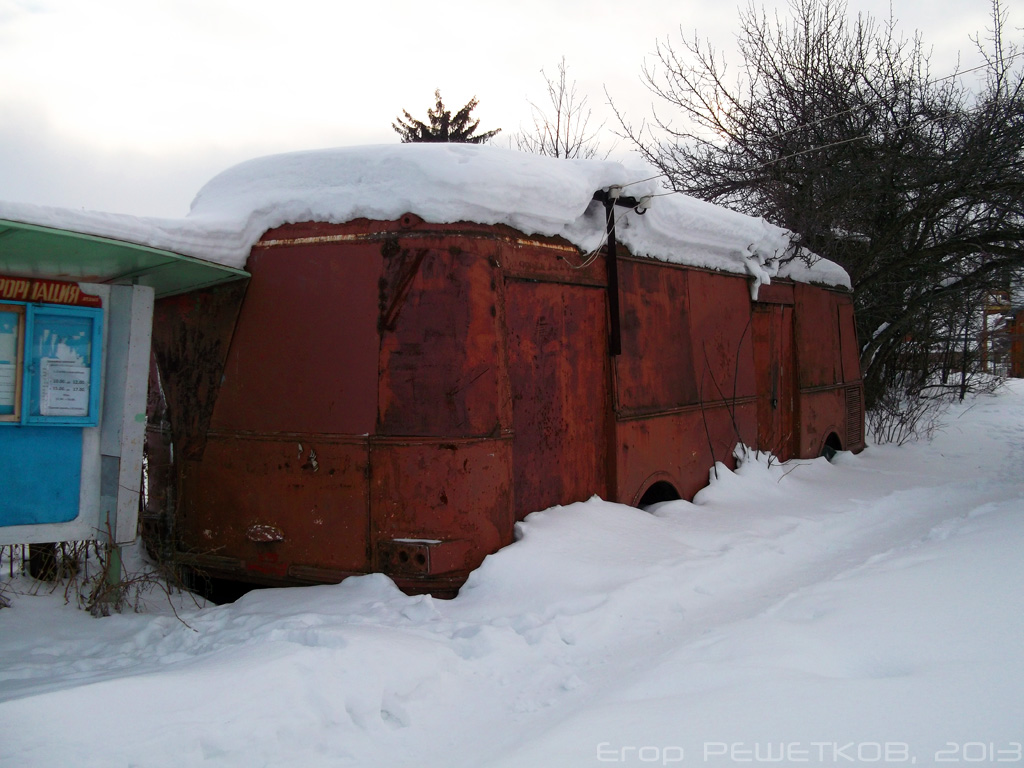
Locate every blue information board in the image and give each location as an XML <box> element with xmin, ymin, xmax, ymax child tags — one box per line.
<box><xmin>25</xmin><ymin>307</ymin><xmax>102</xmax><ymax>425</ymax></box>
<box><xmin>0</xmin><ymin>305</ymin><xmax>23</xmax><ymax>418</ymax></box>
<box><xmin>0</xmin><ymin>302</ymin><xmax>102</xmax><ymax>427</ymax></box>
<box><xmin>0</xmin><ymin>427</ymin><xmax>82</xmax><ymax>525</ymax></box>
<box><xmin>1</xmin><ymin>301</ymin><xmax>103</xmax><ymax>528</ymax></box>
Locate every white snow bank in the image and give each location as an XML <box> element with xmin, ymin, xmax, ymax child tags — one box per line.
<box><xmin>2</xmin><ymin>381</ymin><xmax>1023</xmax><ymax>767</ymax></box>
<box><xmin>1</xmin><ymin>144</ymin><xmax>849</xmax><ymax>289</ymax></box>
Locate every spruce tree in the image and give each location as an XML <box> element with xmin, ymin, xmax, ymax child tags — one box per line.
<box><xmin>393</xmin><ymin>89</ymin><xmax>501</xmax><ymax>144</ymax></box>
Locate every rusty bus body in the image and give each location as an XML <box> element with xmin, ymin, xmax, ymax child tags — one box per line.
<box><xmin>147</xmin><ymin>212</ymin><xmax>865</xmax><ymax>597</ymax></box>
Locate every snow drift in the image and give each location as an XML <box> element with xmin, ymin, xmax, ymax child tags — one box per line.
<box><xmin>2</xmin><ymin>381</ymin><xmax>1023</xmax><ymax>767</ymax></box>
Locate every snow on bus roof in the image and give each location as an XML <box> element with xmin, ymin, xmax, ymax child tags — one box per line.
<box><xmin>0</xmin><ymin>144</ymin><xmax>849</xmax><ymax>290</ymax></box>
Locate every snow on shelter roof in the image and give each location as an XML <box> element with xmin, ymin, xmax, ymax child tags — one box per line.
<box><xmin>0</xmin><ymin>144</ymin><xmax>849</xmax><ymax>290</ymax></box>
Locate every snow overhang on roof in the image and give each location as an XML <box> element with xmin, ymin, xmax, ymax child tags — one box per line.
<box><xmin>184</xmin><ymin>144</ymin><xmax>851</xmax><ymax>290</ymax></box>
<box><xmin>0</xmin><ymin>144</ymin><xmax>850</xmax><ymax>293</ymax></box>
<box><xmin>0</xmin><ymin>218</ymin><xmax>248</xmax><ymax>298</ymax></box>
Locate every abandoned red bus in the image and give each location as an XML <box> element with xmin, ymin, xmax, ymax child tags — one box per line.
<box><xmin>144</xmin><ymin>145</ymin><xmax>864</xmax><ymax>596</ymax></box>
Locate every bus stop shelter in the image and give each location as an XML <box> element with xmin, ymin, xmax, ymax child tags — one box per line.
<box><xmin>0</xmin><ymin>216</ymin><xmax>247</xmax><ymax>562</ymax></box>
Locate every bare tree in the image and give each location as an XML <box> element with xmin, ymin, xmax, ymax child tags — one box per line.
<box><xmin>514</xmin><ymin>57</ymin><xmax>606</xmax><ymax>159</ymax></box>
<box><xmin>617</xmin><ymin>0</ymin><xmax>1024</xmax><ymax>434</ymax></box>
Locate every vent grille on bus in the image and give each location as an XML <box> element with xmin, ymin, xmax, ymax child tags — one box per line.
<box><xmin>845</xmin><ymin>385</ymin><xmax>864</xmax><ymax>447</ymax></box>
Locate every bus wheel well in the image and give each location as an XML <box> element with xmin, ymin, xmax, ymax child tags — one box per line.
<box><xmin>822</xmin><ymin>432</ymin><xmax>843</xmax><ymax>462</ymax></box>
<box><xmin>637</xmin><ymin>480</ymin><xmax>682</xmax><ymax>508</ymax></box>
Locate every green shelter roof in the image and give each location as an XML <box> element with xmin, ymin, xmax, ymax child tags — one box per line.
<box><xmin>0</xmin><ymin>218</ymin><xmax>248</xmax><ymax>298</ymax></box>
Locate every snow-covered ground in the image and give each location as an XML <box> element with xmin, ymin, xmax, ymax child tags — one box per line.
<box><xmin>2</xmin><ymin>382</ymin><xmax>1023</xmax><ymax>768</ymax></box>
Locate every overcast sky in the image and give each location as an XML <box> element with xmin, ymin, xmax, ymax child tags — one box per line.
<box><xmin>0</xmin><ymin>0</ymin><xmax>1016</xmax><ymax>218</ymax></box>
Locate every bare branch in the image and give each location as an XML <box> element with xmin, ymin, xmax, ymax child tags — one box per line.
<box><xmin>513</xmin><ymin>58</ymin><xmax>607</xmax><ymax>159</ymax></box>
<box><xmin>613</xmin><ymin>0</ymin><xmax>1024</xmax><ymax>420</ymax></box>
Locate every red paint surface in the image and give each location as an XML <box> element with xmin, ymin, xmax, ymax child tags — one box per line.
<box><xmin>149</xmin><ymin>217</ymin><xmax>865</xmax><ymax>595</ymax></box>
